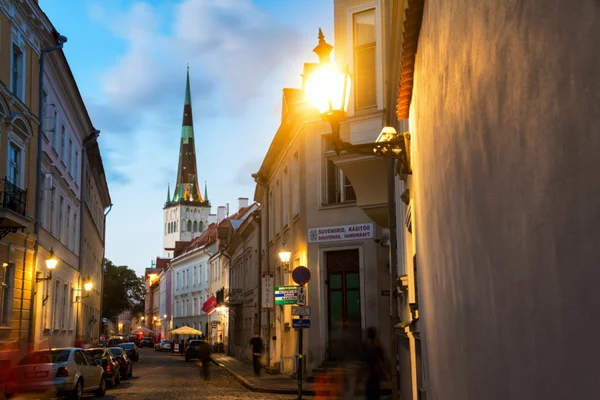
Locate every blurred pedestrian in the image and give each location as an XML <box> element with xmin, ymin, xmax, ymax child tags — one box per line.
<box><xmin>198</xmin><ymin>339</ymin><xmax>212</xmax><ymax>380</ymax></box>
<box><xmin>249</xmin><ymin>332</ymin><xmax>264</xmax><ymax>376</ymax></box>
<box><xmin>362</xmin><ymin>327</ymin><xmax>388</xmax><ymax>400</ymax></box>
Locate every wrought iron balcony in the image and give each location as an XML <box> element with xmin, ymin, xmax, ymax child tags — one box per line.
<box><xmin>0</xmin><ymin>179</ymin><xmax>28</xmax><ymax>239</ymax></box>
<box><xmin>0</xmin><ymin>179</ymin><xmax>27</xmax><ymax>216</ymax></box>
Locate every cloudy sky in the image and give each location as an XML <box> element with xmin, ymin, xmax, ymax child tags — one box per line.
<box><xmin>40</xmin><ymin>0</ymin><xmax>333</xmax><ymax>276</ymax></box>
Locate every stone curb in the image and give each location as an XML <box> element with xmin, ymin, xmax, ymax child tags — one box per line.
<box><xmin>212</xmin><ymin>358</ymin><xmax>314</xmax><ymax>395</ymax></box>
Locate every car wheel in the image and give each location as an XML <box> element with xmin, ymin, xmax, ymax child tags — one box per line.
<box><xmin>115</xmin><ymin>372</ymin><xmax>121</xmax><ymax>385</ymax></box>
<box><xmin>128</xmin><ymin>364</ymin><xmax>133</xmax><ymax>378</ymax></box>
<box><xmin>93</xmin><ymin>376</ymin><xmax>107</xmax><ymax>397</ymax></box>
<box><xmin>67</xmin><ymin>379</ymin><xmax>83</xmax><ymax>400</ymax></box>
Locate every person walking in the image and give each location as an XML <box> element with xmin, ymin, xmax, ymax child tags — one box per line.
<box><xmin>249</xmin><ymin>332</ymin><xmax>264</xmax><ymax>376</ymax></box>
<box><xmin>198</xmin><ymin>339</ymin><xmax>212</xmax><ymax>381</ymax></box>
<box><xmin>362</xmin><ymin>327</ymin><xmax>388</xmax><ymax>400</ymax></box>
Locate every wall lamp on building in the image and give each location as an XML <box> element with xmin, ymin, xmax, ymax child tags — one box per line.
<box><xmin>278</xmin><ymin>243</ymin><xmax>292</xmax><ymax>272</ymax></box>
<box><xmin>36</xmin><ymin>249</ymin><xmax>58</xmax><ymax>284</ymax></box>
<box><xmin>74</xmin><ymin>278</ymin><xmax>93</xmax><ymax>303</ymax></box>
<box><xmin>305</xmin><ymin>29</ymin><xmax>411</xmax><ymax>173</ymax></box>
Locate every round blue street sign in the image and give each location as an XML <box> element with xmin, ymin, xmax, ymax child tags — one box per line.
<box><xmin>292</xmin><ymin>266</ymin><xmax>311</xmax><ymax>286</ymax></box>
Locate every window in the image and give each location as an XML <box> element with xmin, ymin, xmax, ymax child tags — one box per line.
<box><xmin>0</xmin><ymin>263</ymin><xmax>14</xmax><ymax>326</ymax></box>
<box><xmin>353</xmin><ymin>9</ymin><xmax>377</xmax><ymax>110</ymax></box>
<box><xmin>52</xmin><ymin>116</ymin><xmax>59</xmax><ymax>150</ymax></box>
<box><xmin>324</xmin><ymin>137</ymin><xmax>356</xmax><ymax>204</ymax></box>
<box><xmin>268</xmin><ymin>190</ymin><xmax>274</xmax><ymax>240</ymax></box>
<box><xmin>176</xmin><ymin>272</ymin><xmax>179</xmax><ymax>290</ymax></box>
<box><xmin>283</xmin><ymin>167</ymin><xmax>289</xmax><ymax>227</ymax></box>
<box><xmin>58</xmin><ymin>196</ymin><xmax>64</xmax><ymax>243</ymax></box>
<box><xmin>7</xmin><ymin>144</ymin><xmax>21</xmax><ymax>188</ymax></box>
<box><xmin>74</xmin><ymin>150</ymin><xmax>79</xmax><ymax>184</ymax></box>
<box><xmin>61</xmin><ymin>283</ymin><xmax>68</xmax><ymax>330</ymax></box>
<box><xmin>72</xmin><ymin>213</ymin><xmax>77</xmax><ymax>252</ymax></box>
<box><xmin>292</xmin><ymin>151</ymin><xmax>300</xmax><ymax>216</ymax></box>
<box><xmin>53</xmin><ymin>280</ymin><xmax>61</xmax><ymax>330</ymax></box>
<box><xmin>50</xmin><ymin>187</ymin><xmax>56</xmax><ymax>235</ymax></box>
<box><xmin>66</xmin><ymin>205</ymin><xmax>71</xmax><ymax>250</ymax></box>
<box><xmin>187</xmin><ymin>269</ymin><xmax>190</xmax><ymax>288</ymax></box>
<box><xmin>193</xmin><ymin>298</ymin><xmax>197</xmax><ymax>315</ymax></box>
<box><xmin>187</xmin><ymin>220</ymin><xmax>192</xmax><ymax>232</ymax></box>
<box><xmin>11</xmin><ymin>43</ymin><xmax>25</xmax><ymax>100</ymax></box>
<box><xmin>199</xmin><ymin>221</ymin><xmax>203</xmax><ymax>232</ymax></box>
<box><xmin>68</xmin><ymin>287</ymin><xmax>74</xmax><ymax>329</ymax></box>
<box><xmin>193</xmin><ymin>221</ymin><xmax>197</xmax><ymax>232</ymax></box>
<box><xmin>61</xmin><ymin>126</ymin><xmax>66</xmax><ymax>164</ymax></box>
<box><xmin>193</xmin><ymin>266</ymin><xmax>197</xmax><ymax>286</ymax></box>
<box><xmin>175</xmin><ymin>301</ymin><xmax>179</xmax><ymax>317</ymax></box>
<box><xmin>68</xmin><ymin>139</ymin><xmax>73</xmax><ymax>176</ymax></box>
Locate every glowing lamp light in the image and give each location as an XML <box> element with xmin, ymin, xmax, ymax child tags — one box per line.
<box><xmin>305</xmin><ymin>63</ymin><xmax>351</xmax><ymax>117</ymax></box>
<box><xmin>46</xmin><ymin>250</ymin><xmax>58</xmax><ymax>270</ymax></box>
<box><xmin>163</xmin><ymin>314</ymin><xmax>167</xmax><ymax>318</ymax></box>
<box><xmin>84</xmin><ymin>280</ymin><xmax>93</xmax><ymax>292</ymax></box>
<box><xmin>278</xmin><ymin>249</ymin><xmax>292</xmax><ymax>264</ymax></box>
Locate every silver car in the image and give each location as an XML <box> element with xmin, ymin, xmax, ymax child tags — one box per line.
<box><xmin>154</xmin><ymin>339</ymin><xmax>172</xmax><ymax>352</ymax></box>
<box><xmin>5</xmin><ymin>347</ymin><xmax>107</xmax><ymax>399</ymax></box>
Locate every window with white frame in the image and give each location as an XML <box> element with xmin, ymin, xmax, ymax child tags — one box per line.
<box><xmin>66</xmin><ymin>205</ymin><xmax>71</xmax><ymax>250</ymax></box>
<box><xmin>58</xmin><ymin>196</ymin><xmax>64</xmax><ymax>243</ymax></box>
<box><xmin>68</xmin><ymin>287</ymin><xmax>74</xmax><ymax>329</ymax></box>
<box><xmin>193</xmin><ymin>266</ymin><xmax>197</xmax><ymax>286</ymax></box>
<box><xmin>61</xmin><ymin>125</ymin><xmax>66</xmax><ymax>164</ymax></box>
<box><xmin>52</xmin><ymin>116</ymin><xmax>59</xmax><ymax>151</ymax></box>
<box><xmin>50</xmin><ymin>186</ymin><xmax>56</xmax><ymax>235</ymax></box>
<box><xmin>11</xmin><ymin>42</ymin><xmax>25</xmax><ymax>101</ymax></box>
<box><xmin>61</xmin><ymin>283</ymin><xmax>68</xmax><ymax>330</ymax></box>
<box><xmin>176</xmin><ymin>272</ymin><xmax>179</xmax><ymax>290</ymax></box>
<box><xmin>353</xmin><ymin>8</ymin><xmax>377</xmax><ymax>110</ymax></box>
<box><xmin>283</xmin><ymin>167</ymin><xmax>289</xmax><ymax>227</ymax></box>
<box><xmin>292</xmin><ymin>150</ymin><xmax>300</xmax><ymax>216</ymax></box>
<box><xmin>0</xmin><ymin>262</ymin><xmax>15</xmax><ymax>327</ymax></box>
<box><xmin>72</xmin><ymin>213</ymin><xmax>77</xmax><ymax>252</ymax></box>
<box><xmin>53</xmin><ymin>279</ymin><xmax>61</xmax><ymax>330</ymax></box>
<box><xmin>68</xmin><ymin>139</ymin><xmax>73</xmax><ymax>176</ymax></box>
<box><xmin>323</xmin><ymin>137</ymin><xmax>356</xmax><ymax>204</ymax></box>
<box><xmin>7</xmin><ymin>143</ymin><xmax>22</xmax><ymax>188</ymax></box>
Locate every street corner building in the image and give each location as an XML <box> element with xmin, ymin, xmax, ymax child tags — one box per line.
<box><xmin>0</xmin><ymin>0</ymin><xmax>111</xmax><ymax>378</ymax></box>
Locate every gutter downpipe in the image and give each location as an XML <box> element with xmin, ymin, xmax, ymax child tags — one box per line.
<box><xmin>253</xmin><ymin>175</ymin><xmax>270</xmax><ymax>368</ymax></box>
<box><xmin>75</xmin><ymin>130</ymin><xmax>100</xmax><ymax>345</ymax></box>
<box><xmin>99</xmin><ymin>204</ymin><xmax>112</xmax><ymax>340</ymax></box>
<box><xmin>29</xmin><ymin>34</ymin><xmax>67</xmax><ymax>349</ymax></box>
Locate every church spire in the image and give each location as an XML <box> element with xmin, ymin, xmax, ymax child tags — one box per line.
<box><xmin>166</xmin><ymin>183</ymin><xmax>171</xmax><ymax>204</ymax></box>
<box><xmin>169</xmin><ymin>67</ymin><xmax>206</xmax><ymax>206</ymax></box>
<box><xmin>204</xmin><ymin>181</ymin><xmax>208</xmax><ymax>203</ymax></box>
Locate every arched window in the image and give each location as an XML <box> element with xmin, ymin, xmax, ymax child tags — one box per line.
<box><xmin>193</xmin><ymin>221</ymin><xmax>198</xmax><ymax>232</ymax></box>
<box><xmin>167</xmin><ymin>223</ymin><xmax>171</xmax><ymax>234</ymax></box>
<box><xmin>181</xmin><ymin>220</ymin><xmax>185</xmax><ymax>232</ymax></box>
<box><xmin>187</xmin><ymin>220</ymin><xmax>192</xmax><ymax>232</ymax></box>
<box><xmin>199</xmin><ymin>221</ymin><xmax>204</xmax><ymax>232</ymax></box>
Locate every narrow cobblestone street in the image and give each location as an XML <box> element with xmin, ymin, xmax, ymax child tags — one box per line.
<box><xmin>102</xmin><ymin>348</ymin><xmax>311</xmax><ymax>400</ymax></box>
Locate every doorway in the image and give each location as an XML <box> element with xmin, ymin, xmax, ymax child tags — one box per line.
<box><xmin>326</xmin><ymin>249</ymin><xmax>361</xmax><ymax>360</ymax></box>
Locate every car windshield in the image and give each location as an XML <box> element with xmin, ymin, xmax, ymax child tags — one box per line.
<box><xmin>109</xmin><ymin>348</ymin><xmax>123</xmax><ymax>356</ymax></box>
<box><xmin>161</xmin><ymin>340</ymin><xmax>172</xmax><ymax>344</ymax></box>
<box><xmin>18</xmin><ymin>350</ymin><xmax>70</xmax><ymax>365</ymax></box>
<box><xmin>87</xmin><ymin>349</ymin><xmax>105</xmax><ymax>359</ymax></box>
<box><xmin>120</xmin><ymin>343</ymin><xmax>135</xmax><ymax>349</ymax></box>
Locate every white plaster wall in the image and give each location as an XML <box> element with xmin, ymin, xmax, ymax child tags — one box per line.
<box><xmin>411</xmin><ymin>1</ymin><xmax>600</xmax><ymax>399</ymax></box>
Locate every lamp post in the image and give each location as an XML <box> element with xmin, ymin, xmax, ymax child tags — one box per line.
<box><xmin>305</xmin><ymin>29</ymin><xmax>407</xmax><ymax>400</ymax></box>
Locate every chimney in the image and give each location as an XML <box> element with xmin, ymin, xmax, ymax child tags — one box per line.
<box><xmin>238</xmin><ymin>197</ymin><xmax>249</xmax><ymax>211</ymax></box>
<box><xmin>217</xmin><ymin>206</ymin><xmax>226</xmax><ymax>223</ymax></box>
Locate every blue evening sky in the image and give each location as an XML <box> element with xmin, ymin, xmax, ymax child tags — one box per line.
<box><xmin>39</xmin><ymin>0</ymin><xmax>333</xmax><ymax>276</ymax></box>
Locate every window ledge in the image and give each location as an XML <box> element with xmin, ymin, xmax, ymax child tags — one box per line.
<box><xmin>0</xmin><ymin>326</ymin><xmax>12</xmax><ymax>331</ymax></box>
<box><xmin>319</xmin><ymin>201</ymin><xmax>357</xmax><ymax>211</ymax></box>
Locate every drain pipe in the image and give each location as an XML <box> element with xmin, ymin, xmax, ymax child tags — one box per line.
<box><xmin>99</xmin><ymin>204</ymin><xmax>113</xmax><ymax>341</ymax></box>
<box><xmin>29</xmin><ymin>32</ymin><xmax>68</xmax><ymax>350</ymax></box>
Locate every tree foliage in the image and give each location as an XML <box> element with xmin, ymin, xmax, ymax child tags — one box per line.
<box><xmin>102</xmin><ymin>259</ymin><xmax>145</xmax><ymax>322</ymax></box>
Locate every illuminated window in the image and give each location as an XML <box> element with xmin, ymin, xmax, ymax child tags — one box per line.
<box><xmin>353</xmin><ymin>9</ymin><xmax>377</xmax><ymax>110</ymax></box>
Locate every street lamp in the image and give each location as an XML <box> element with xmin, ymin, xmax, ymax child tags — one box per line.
<box><xmin>36</xmin><ymin>249</ymin><xmax>58</xmax><ymax>283</ymax></box>
<box><xmin>305</xmin><ymin>29</ymin><xmax>411</xmax><ymax>172</ymax></box>
<box><xmin>278</xmin><ymin>244</ymin><xmax>292</xmax><ymax>272</ymax></box>
<box><xmin>75</xmin><ymin>278</ymin><xmax>93</xmax><ymax>302</ymax></box>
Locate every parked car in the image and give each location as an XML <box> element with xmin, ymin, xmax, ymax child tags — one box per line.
<box><xmin>185</xmin><ymin>340</ymin><xmax>211</xmax><ymax>362</ymax></box>
<box><xmin>107</xmin><ymin>337</ymin><xmax>124</xmax><ymax>347</ymax></box>
<box><xmin>127</xmin><ymin>334</ymin><xmax>140</xmax><ymax>345</ymax></box>
<box><xmin>5</xmin><ymin>348</ymin><xmax>106</xmax><ymax>399</ymax></box>
<box><xmin>108</xmin><ymin>347</ymin><xmax>133</xmax><ymax>380</ymax></box>
<box><xmin>139</xmin><ymin>337</ymin><xmax>154</xmax><ymax>348</ymax></box>
<box><xmin>118</xmin><ymin>343</ymin><xmax>139</xmax><ymax>362</ymax></box>
<box><xmin>86</xmin><ymin>348</ymin><xmax>120</xmax><ymax>387</ymax></box>
<box><xmin>154</xmin><ymin>340</ymin><xmax>172</xmax><ymax>352</ymax></box>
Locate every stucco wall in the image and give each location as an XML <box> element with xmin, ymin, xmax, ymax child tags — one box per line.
<box><xmin>411</xmin><ymin>1</ymin><xmax>600</xmax><ymax>399</ymax></box>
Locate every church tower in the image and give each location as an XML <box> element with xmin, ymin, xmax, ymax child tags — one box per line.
<box><xmin>163</xmin><ymin>67</ymin><xmax>211</xmax><ymax>257</ymax></box>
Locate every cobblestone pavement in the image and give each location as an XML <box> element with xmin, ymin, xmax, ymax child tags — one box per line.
<box><xmin>104</xmin><ymin>348</ymin><xmax>312</xmax><ymax>400</ymax></box>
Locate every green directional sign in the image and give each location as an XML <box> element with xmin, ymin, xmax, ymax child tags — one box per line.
<box><xmin>275</xmin><ymin>285</ymin><xmax>298</xmax><ymax>305</ymax></box>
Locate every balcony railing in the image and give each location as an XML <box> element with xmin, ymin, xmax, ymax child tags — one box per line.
<box><xmin>0</xmin><ymin>179</ymin><xmax>27</xmax><ymax>216</ymax></box>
